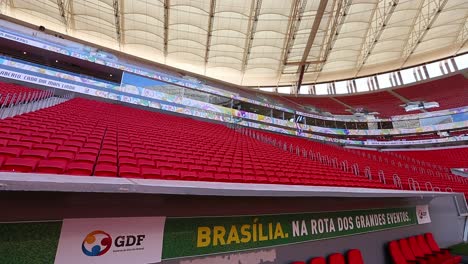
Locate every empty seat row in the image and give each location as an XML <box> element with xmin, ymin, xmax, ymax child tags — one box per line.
<box><xmin>292</xmin><ymin>249</ymin><xmax>364</xmax><ymax>264</ymax></box>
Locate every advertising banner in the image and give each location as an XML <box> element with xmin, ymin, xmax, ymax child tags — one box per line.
<box><xmin>0</xmin><ymin>68</ymin><xmax>86</xmax><ymax>92</ymax></box>
<box><xmin>54</xmin><ymin>217</ymin><xmax>166</xmax><ymax>264</ymax></box>
<box><xmin>0</xmin><ymin>206</ymin><xmax>430</xmax><ymax>263</ymax></box>
<box><xmin>161</xmin><ymin>206</ymin><xmax>424</xmax><ymax>259</ymax></box>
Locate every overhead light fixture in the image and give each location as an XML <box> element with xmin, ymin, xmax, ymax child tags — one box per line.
<box><xmin>23</xmin><ymin>51</ymin><xmax>27</xmax><ymax>55</ymax></box>
<box><xmin>55</xmin><ymin>59</ymin><xmax>58</xmax><ymax>63</ymax></box>
<box><xmin>109</xmin><ymin>74</ymin><xmax>113</xmax><ymax>77</ymax></box>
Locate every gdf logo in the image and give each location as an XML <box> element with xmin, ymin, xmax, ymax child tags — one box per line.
<box><xmin>82</xmin><ymin>230</ymin><xmax>112</xmax><ymax>256</ymax></box>
<box><xmin>82</xmin><ymin>230</ymin><xmax>146</xmax><ymax>257</ymax></box>
<box><xmin>418</xmin><ymin>209</ymin><xmax>428</xmax><ymax>219</ymax></box>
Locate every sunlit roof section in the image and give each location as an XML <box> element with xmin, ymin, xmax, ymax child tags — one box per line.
<box><xmin>2</xmin><ymin>0</ymin><xmax>467</xmax><ymax>88</ymax></box>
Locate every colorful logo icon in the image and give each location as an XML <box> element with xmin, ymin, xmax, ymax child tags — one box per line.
<box><xmin>82</xmin><ymin>230</ymin><xmax>112</xmax><ymax>257</ymax></box>
<box><xmin>418</xmin><ymin>209</ymin><xmax>427</xmax><ymax>219</ymax></box>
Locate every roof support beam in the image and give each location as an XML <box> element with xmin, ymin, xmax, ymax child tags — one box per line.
<box><xmin>299</xmin><ymin>0</ymin><xmax>328</xmax><ymax>66</ymax></box>
<box><xmin>277</xmin><ymin>0</ymin><xmax>308</xmax><ymax>77</ymax></box>
<box><xmin>294</xmin><ymin>0</ymin><xmax>328</xmax><ymax>92</ymax></box>
<box><xmin>240</xmin><ymin>0</ymin><xmax>262</xmax><ymax>76</ymax></box>
<box><xmin>56</xmin><ymin>0</ymin><xmax>70</xmax><ymax>30</ymax></box>
<box><xmin>204</xmin><ymin>0</ymin><xmax>216</xmax><ymax>72</ymax></box>
<box><xmin>455</xmin><ymin>16</ymin><xmax>468</xmax><ymax>54</ymax></box>
<box><xmin>164</xmin><ymin>0</ymin><xmax>170</xmax><ymax>58</ymax></box>
<box><xmin>312</xmin><ymin>0</ymin><xmax>352</xmax><ymax>81</ymax></box>
<box><xmin>400</xmin><ymin>0</ymin><xmax>448</xmax><ymax>66</ymax></box>
<box><xmin>0</xmin><ymin>0</ymin><xmax>13</xmax><ymax>15</ymax></box>
<box><xmin>355</xmin><ymin>0</ymin><xmax>398</xmax><ymax>74</ymax></box>
<box><xmin>295</xmin><ymin>64</ymin><xmax>306</xmax><ymax>94</ymax></box>
<box><xmin>112</xmin><ymin>0</ymin><xmax>123</xmax><ymax>46</ymax></box>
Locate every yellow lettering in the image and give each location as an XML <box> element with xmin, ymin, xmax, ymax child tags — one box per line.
<box><xmin>274</xmin><ymin>223</ymin><xmax>285</xmax><ymax>239</ymax></box>
<box><xmin>253</xmin><ymin>218</ymin><xmax>258</xmax><ymax>242</ymax></box>
<box><xmin>258</xmin><ymin>223</ymin><xmax>268</xmax><ymax>241</ymax></box>
<box><xmin>226</xmin><ymin>225</ymin><xmax>240</xmax><ymax>244</ymax></box>
<box><xmin>240</xmin><ymin>224</ymin><xmax>252</xmax><ymax>243</ymax></box>
<box><xmin>213</xmin><ymin>226</ymin><xmax>226</xmax><ymax>246</ymax></box>
<box><xmin>197</xmin><ymin>227</ymin><xmax>211</xmax><ymax>248</ymax></box>
<box><xmin>268</xmin><ymin>223</ymin><xmax>273</xmax><ymax>239</ymax></box>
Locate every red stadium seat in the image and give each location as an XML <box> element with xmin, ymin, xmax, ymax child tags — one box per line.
<box><xmin>416</xmin><ymin>235</ymin><xmax>447</xmax><ymax>261</ymax></box>
<box><xmin>408</xmin><ymin>236</ymin><xmax>439</xmax><ymax>264</ymax></box>
<box><xmin>309</xmin><ymin>257</ymin><xmax>326</xmax><ymax>264</ymax></box>
<box><xmin>347</xmin><ymin>249</ymin><xmax>364</xmax><ymax>264</ymax></box>
<box><xmin>48</xmin><ymin>151</ymin><xmax>75</xmax><ymax>162</ymax></box>
<box><xmin>1</xmin><ymin>158</ymin><xmax>37</xmax><ymax>172</ymax></box>
<box><xmin>398</xmin><ymin>239</ymin><xmax>427</xmax><ymax>264</ymax></box>
<box><xmin>141</xmin><ymin>167</ymin><xmax>162</xmax><ymax>179</ymax></box>
<box><xmin>74</xmin><ymin>153</ymin><xmax>97</xmax><ymax>165</ymax></box>
<box><xmin>119</xmin><ymin>165</ymin><xmax>142</xmax><ymax>178</ymax></box>
<box><xmin>328</xmin><ymin>253</ymin><xmax>345</xmax><ymax>264</ymax></box>
<box><xmin>180</xmin><ymin>170</ymin><xmax>198</xmax><ymax>180</ymax></box>
<box><xmin>0</xmin><ymin>147</ymin><xmax>22</xmax><ymax>158</ymax></box>
<box><xmin>21</xmin><ymin>149</ymin><xmax>50</xmax><ymax>160</ymax></box>
<box><xmin>161</xmin><ymin>169</ymin><xmax>180</xmax><ymax>180</ymax></box>
<box><xmin>66</xmin><ymin>161</ymin><xmax>94</xmax><ymax>176</ymax></box>
<box><xmin>94</xmin><ymin>164</ymin><xmax>117</xmax><ymax>177</ymax></box>
<box><xmin>389</xmin><ymin>240</ymin><xmax>418</xmax><ymax>264</ymax></box>
<box><xmin>36</xmin><ymin>160</ymin><xmax>67</xmax><ymax>174</ymax></box>
<box><xmin>424</xmin><ymin>233</ymin><xmax>461</xmax><ymax>264</ymax></box>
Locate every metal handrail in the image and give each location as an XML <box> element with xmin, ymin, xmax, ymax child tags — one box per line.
<box><xmin>393</xmin><ymin>174</ymin><xmax>402</xmax><ymax>189</ymax></box>
<box><xmin>351</xmin><ymin>163</ymin><xmax>360</xmax><ymax>176</ymax></box>
<box><xmin>378</xmin><ymin>170</ymin><xmax>386</xmax><ymax>184</ymax></box>
<box><xmin>425</xmin><ymin>182</ymin><xmax>433</xmax><ymax>191</ymax></box>
<box><xmin>364</xmin><ymin>166</ymin><xmax>372</xmax><ymax>180</ymax></box>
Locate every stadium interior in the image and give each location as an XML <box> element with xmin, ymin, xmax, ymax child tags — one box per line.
<box><xmin>0</xmin><ymin>0</ymin><xmax>467</xmax><ymax>263</ymax></box>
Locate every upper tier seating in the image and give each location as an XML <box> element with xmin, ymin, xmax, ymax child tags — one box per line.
<box><xmin>267</xmin><ymin>94</ymin><xmax>303</xmax><ymax>110</ymax></box>
<box><xmin>278</xmin><ymin>74</ymin><xmax>467</xmax><ymax>116</ymax></box>
<box><xmin>281</xmin><ymin>96</ymin><xmax>349</xmax><ymax>115</ymax></box>
<box><xmin>336</xmin><ymin>91</ymin><xmax>407</xmax><ymax>117</ymax></box>
<box><xmin>393</xmin><ymin>74</ymin><xmax>468</xmax><ymax>111</ymax></box>
<box><xmin>0</xmin><ymin>98</ymin><xmax>391</xmax><ymax>189</ymax></box>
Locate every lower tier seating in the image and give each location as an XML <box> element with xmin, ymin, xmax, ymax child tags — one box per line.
<box><xmin>0</xmin><ymin>98</ymin><xmax>390</xmax><ymax>189</ymax></box>
<box><xmin>393</xmin><ymin>148</ymin><xmax>468</xmax><ymax>168</ymax></box>
<box><xmin>0</xmin><ymin>97</ymin><xmax>466</xmax><ymax>195</ymax></box>
<box><xmin>252</xmin><ymin>129</ymin><xmax>468</xmax><ymax>196</ymax></box>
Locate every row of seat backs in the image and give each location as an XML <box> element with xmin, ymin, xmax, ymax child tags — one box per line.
<box><xmin>291</xmin><ymin>249</ymin><xmax>364</xmax><ymax>264</ymax></box>
<box><xmin>389</xmin><ymin>233</ymin><xmax>461</xmax><ymax>264</ymax></box>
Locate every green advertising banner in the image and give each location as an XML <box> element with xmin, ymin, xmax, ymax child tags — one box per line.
<box><xmin>162</xmin><ymin>206</ymin><xmax>421</xmax><ymax>259</ymax></box>
<box><xmin>0</xmin><ymin>206</ymin><xmax>429</xmax><ymax>263</ymax></box>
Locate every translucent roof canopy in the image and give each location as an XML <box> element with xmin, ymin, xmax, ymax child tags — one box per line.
<box><xmin>2</xmin><ymin>0</ymin><xmax>467</xmax><ymax>88</ymax></box>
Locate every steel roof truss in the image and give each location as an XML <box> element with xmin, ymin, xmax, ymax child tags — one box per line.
<box><xmin>402</xmin><ymin>0</ymin><xmax>449</xmax><ymax>64</ymax></box>
<box><xmin>356</xmin><ymin>0</ymin><xmax>398</xmax><ymax>72</ymax></box>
